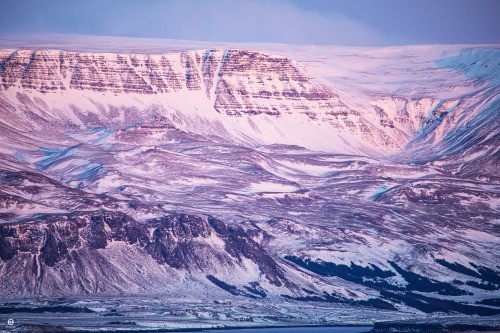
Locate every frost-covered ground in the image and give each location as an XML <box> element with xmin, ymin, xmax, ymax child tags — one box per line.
<box><xmin>0</xmin><ymin>34</ymin><xmax>499</xmax><ymax>331</ymax></box>
<box><xmin>0</xmin><ymin>296</ymin><xmax>380</xmax><ymax>331</ymax></box>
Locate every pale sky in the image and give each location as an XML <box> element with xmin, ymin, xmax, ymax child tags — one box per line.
<box><xmin>1</xmin><ymin>0</ymin><xmax>499</xmax><ymax>46</ymax></box>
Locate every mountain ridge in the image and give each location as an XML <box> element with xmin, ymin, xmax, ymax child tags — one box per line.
<box><xmin>0</xmin><ymin>37</ymin><xmax>499</xmax><ymax>330</ymax></box>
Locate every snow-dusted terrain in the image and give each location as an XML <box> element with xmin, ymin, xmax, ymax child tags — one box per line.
<box><xmin>0</xmin><ymin>34</ymin><xmax>499</xmax><ymax>331</ymax></box>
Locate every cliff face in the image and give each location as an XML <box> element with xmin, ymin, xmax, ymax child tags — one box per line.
<box><xmin>0</xmin><ymin>49</ymin><xmax>340</xmax><ymax>110</ymax></box>
<box><xmin>0</xmin><ymin>208</ymin><xmax>295</xmax><ymax>297</ymax></box>
<box><xmin>0</xmin><ymin>48</ymin><xmax>406</xmax><ymax>154</ymax></box>
<box><xmin>0</xmin><ymin>47</ymin><xmax>497</xmax><ymax>158</ymax></box>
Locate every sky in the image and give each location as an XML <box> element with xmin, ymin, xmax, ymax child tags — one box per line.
<box><xmin>1</xmin><ymin>0</ymin><xmax>499</xmax><ymax>46</ymax></box>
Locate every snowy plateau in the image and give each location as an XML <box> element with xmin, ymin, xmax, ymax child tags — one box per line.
<box><xmin>0</xmin><ymin>34</ymin><xmax>499</xmax><ymax>332</ymax></box>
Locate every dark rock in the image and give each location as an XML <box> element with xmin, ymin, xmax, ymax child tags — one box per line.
<box><xmin>40</xmin><ymin>232</ymin><xmax>67</xmax><ymax>267</ymax></box>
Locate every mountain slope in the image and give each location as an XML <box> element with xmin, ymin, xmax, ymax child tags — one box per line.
<box><xmin>0</xmin><ymin>35</ymin><xmax>499</xmax><ymax>330</ymax></box>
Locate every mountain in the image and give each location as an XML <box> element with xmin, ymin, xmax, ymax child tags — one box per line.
<box><xmin>0</xmin><ymin>34</ymin><xmax>499</xmax><ymax>331</ymax></box>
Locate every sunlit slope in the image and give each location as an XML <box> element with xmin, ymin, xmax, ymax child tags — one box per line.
<box><xmin>0</xmin><ymin>37</ymin><xmax>499</xmax><ymax>322</ymax></box>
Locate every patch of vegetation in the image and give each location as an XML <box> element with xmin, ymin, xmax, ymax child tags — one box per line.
<box><xmin>206</xmin><ymin>274</ymin><xmax>243</xmax><ymax>296</ymax></box>
<box><xmin>206</xmin><ymin>275</ymin><xmax>259</xmax><ymax>299</ymax></box>
<box><xmin>371</xmin><ymin>322</ymin><xmax>500</xmax><ymax>333</ymax></box>
<box><xmin>476</xmin><ymin>298</ymin><xmax>500</xmax><ymax>307</ymax></box>
<box><xmin>284</xmin><ymin>255</ymin><xmax>399</xmax><ymax>290</ymax></box>
<box><xmin>106</xmin><ymin>321</ymin><xmax>136</xmax><ymax>326</ymax></box>
<box><xmin>466</xmin><ymin>280</ymin><xmax>499</xmax><ymax>290</ymax></box>
<box><xmin>381</xmin><ymin>291</ymin><xmax>500</xmax><ymax>316</ymax></box>
<box><xmin>301</xmin><ymin>288</ymin><xmax>315</xmax><ymax>294</ymax></box>
<box><xmin>380</xmin><ymin>290</ymin><xmax>437</xmax><ymax>313</ymax></box>
<box><xmin>284</xmin><ymin>256</ymin><xmax>469</xmax><ymax>296</ymax></box>
<box><xmin>102</xmin><ymin>312</ymin><xmax>124</xmax><ymax>317</ymax></box>
<box><xmin>242</xmin><ymin>281</ymin><xmax>267</xmax><ymax>298</ymax></box>
<box><xmin>357</xmin><ymin>298</ymin><xmax>398</xmax><ymax>310</ymax></box>
<box><xmin>282</xmin><ymin>294</ymin><xmax>325</xmax><ymax>302</ymax></box>
<box><xmin>282</xmin><ymin>291</ymin><xmax>397</xmax><ymax>311</ymax></box>
<box><xmin>436</xmin><ymin>259</ymin><xmax>481</xmax><ymax>277</ymax></box>
<box><xmin>470</xmin><ymin>262</ymin><xmax>500</xmax><ymax>284</ymax></box>
<box><xmin>0</xmin><ymin>306</ymin><xmax>94</xmax><ymax>314</ymax></box>
<box><xmin>389</xmin><ymin>261</ymin><xmax>469</xmax><ymax>296</ymax></box>
<box><xmin>436</xmin><ymin>259</ymin><xmax>500</xmax><ymax>285</ymax></box>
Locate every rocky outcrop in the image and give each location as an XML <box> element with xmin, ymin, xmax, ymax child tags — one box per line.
<box><xmin>0</xmin><ymin>211</ymin><xmax>148</xmax><ymax>263</ymax></box>
<box><xmin>0</xmin><ymin>209</ymin><xmax>293</xmax><ymax>296</ymax></box>
<box><xmin>0</xmin><ymin>49</ymin><xmax>337</xmax><ymax>106</ymax></box>
<box><xmin>0</xmin><ymin>48</ymin><xmax>376</xmax><ymax>145</ymax></box>
<box><xmin>145</xmin><ymin>214</ymin><xmax>289</xmax><ymax>287</ymax></box>
<box><xmin>212</xmin><ymin>49</ymin><xmax>342</xmax><ymax>116</ymax></box>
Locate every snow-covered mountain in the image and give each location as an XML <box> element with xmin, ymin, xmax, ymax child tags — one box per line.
<box><xmin>0</xmin><ymin>34</ymin><xmax>499</xmax><ymax>331</ymax></box>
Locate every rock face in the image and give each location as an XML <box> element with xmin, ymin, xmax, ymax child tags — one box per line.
<box><xmin>0</xmin><ymin>48</ymin><xmax>406</xmax><ymax>154</ymax></box>
<box><xmin>2</xmin><ymin>47</ymin><xmax>497</xmax><ymax>157</ymax></box>
<box><xmin>146</xmin><ymin>214</ymin><xmax>290</xmax><ymax>287</ymax></box>
<box><xmin>0</xmin><ymin>49</ymin><xmax>338</xmax><ymax>106</ymax></box>
<box><xmin>0</xmin><ymin>209</ymin><xmax>298</xmax><ymax>297</ymax></box>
